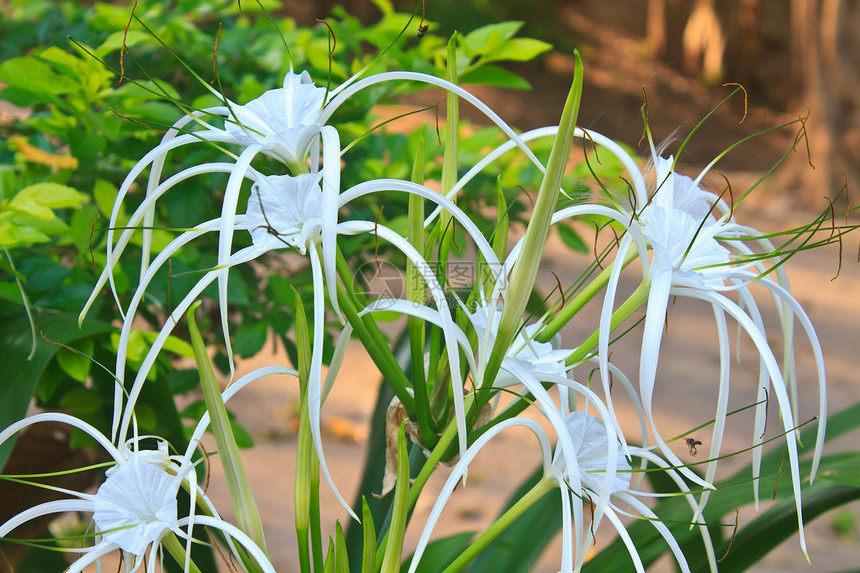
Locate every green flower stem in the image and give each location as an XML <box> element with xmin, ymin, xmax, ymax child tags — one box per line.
<box><xmin>311</xmin><ymin>461</ymin><xmax>324</xmax><ymax>573</ymax></box>
<box><xmin>161</xmin><ymin>531</ymin><xmax>203</xmax><ymax>573</ymax></box>
<box><xmin>408</xmin><ymin>134</ymin><xmax>435</xmax><ymax>447</ymax></box>
<box><xmin>565</xmin><ymin>279</ymin><xmax>650</xmax><ymax>366</ymax></box>
<box><xmin>482</xmin><ymin>51</ymin><xmax>583</xmax><ymax>392</ymax></box>
<box><xmin>373</xmin><ymin>415</ymin><xmax>461</xmax><ymax>570</ymax></box>
<box><xmin>295</xmin><ymin>399</ymin><xmax>313</xmax><ymax>573</ymax></box>
<box><xmin>440</xmin><ymin>478</ymin><xmax>556</xmax><ymax>573</ymax></box>
<box><xmin>380</xmin><ymin>422</ymin><xmax>410</xmax><ymax>573</ymax></box>
<box><xmin>335</xmin><ymin>251</ymin><xmax>416</xmax><ymax>415</ymax></box>
<box><xmin>535</xmin><ymin>247</ymin><xmax>639</xmax><ymax>343</ymax></box>
<box><xmin>187</xmin><ymin>303</ymin><xmax>268</xmax><ymax>564</ymax></box>
<box><xmin>293</xmin><ymin>287</ymin><xmax>317</xmax><ymax>573</ymax></box>
<box><xmin>436</xmin><ymin>34</ymin><xmax>460</xmax><ymax>273</ymax></box>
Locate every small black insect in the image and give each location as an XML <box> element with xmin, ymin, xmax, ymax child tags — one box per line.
<box><xmin>417</xmin><ymin>24</ymin><xmax>429</xmax><ymax>39</ymax></box>
<box><xmin>685</xmin><ymin>438</ymin><xmax>703</xmax><ymax>456</ymax></box>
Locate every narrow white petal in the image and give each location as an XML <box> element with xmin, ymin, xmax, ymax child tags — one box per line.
<box><xmin>1</xmin><ymin>499</ymin><xmax>93</xmax><ymax>538</ymax></box>
<box><xmin>407</xmin><ymin>418</ymin><xmax>552</xmax><ymax>573</ymax></box>
<box><xmin>320</xmin><ymin>125</ymin><xmax>344</xmax><ymax>322</ymax></box>
<box><xmin>117</xmin><ymin>245</ymin><xmax>267</xmax><ymax>444</ymax></box>
<box><xmin>178</xmin><ymin>515</ymin><xmax>276</xmax><ymax>573</ymax></box>
<box><xmin>307</xmin><ymin>246</ymin><xmax>359</xmax><ymax>521</ymax></box>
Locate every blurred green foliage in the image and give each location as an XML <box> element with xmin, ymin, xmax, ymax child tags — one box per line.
<box><xmin>0</xmin><ymin>0</ymin><xmax>560</xmax><ymax>470</ymax></box>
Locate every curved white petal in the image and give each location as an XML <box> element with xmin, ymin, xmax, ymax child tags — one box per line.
<box><xmin>217</xmin><ymin>144</ymin><xmax>264</xmax><ymax>379</ymax></box>
<box><xmin>0</xmin><ymin>412</ymin><xmax>123</xmax><ymax>462</ymax></box>
<box><xmin>0</xmin><ymin>499</ymin><xmax>93</xmax><ymax>538</ymax></box>
<box><xmin>320</xmin><ymin>125</ymin><xmax>343</xmax><ymax>321</ymax></box>
<box><xmin>177</xmin><ymin>515</ymin><xmax>276</xmax><ymax>573</ymax></box>
<box><xmin>307</xmin><ymin>246</ymin><xmax>359</xmax><ymax>521</ymax></box>
<box><xmin>686</xmin><ymin>289</ymin><xmax>807</xmax><ymax>556</ymax></box>
<box><xmin>116</xmin><ymin>245</ymin><xmax>268</xmax><ymax>445</ymax></box>
<box><xmin>407</xmin><ymin>418</ymin><xmax>552</xmax><ymax>573</ymax></box>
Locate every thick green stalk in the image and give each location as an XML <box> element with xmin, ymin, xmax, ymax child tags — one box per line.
<box><xmin>437</xmin><ymin>34</ymin><xmax>460</xmax><ymax>272</ymax></box>
<box><xmin>335</xmin><ymin>251</ymin><xmax>416</xmax><ymax>414</ymax></box>
<box><xmin>565</xmin><ymin>279</ymin><xmax>650</xmax><ymax>366</ymax></box>
<box><xmin>440</xmin><ymin>478</ymin><xmax>556</xmax><ymax>573</ymax></box>
<box><xmin>482</xmin><ymin>51</ymin><xmax>584</xmax><ymax>390</ymax></box>
<box><xmin>187</xmin><ymin>303</ymin><xmax>268</xmax><ymax>562</ymax></box>
<box><xmin>295</xmin><ymin>404</ymin><xmax>313</xmax><ymax>573</ymax></box>
<box><xmin>380</xmin><ymin>423</ymin><xmax>410</xmax><ymax>573</ymax></box>
<box><xmin>408</xmin><ymin>134</ymin><xmax>435</xmax><ymax>446</ymax></box>
<box><xmin>311</xmin><ymin>463</ymin><xmax>324</xmax><ymax>573</ymax></box>
<box><xmin>294</xmin><ymin>287</ymin><xmax>314</xmax><ymax>573</ymax></box>
<box><xmin>161</xmin><ymin>531</ymin><xmax>203</xmax><ymax>573</ymax></box>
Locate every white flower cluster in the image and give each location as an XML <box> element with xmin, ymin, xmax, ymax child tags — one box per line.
<box><xmin>2</xmin><ymin>56</ymin><xmax>827</xmax><ymax>573</ymax></box>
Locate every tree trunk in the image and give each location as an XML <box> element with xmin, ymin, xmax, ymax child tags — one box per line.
<box><xmin>682</xmin><ymin>0</ymin><xmax>726</xmax><ymax>83</ymax></box>
<box><xmin>647</xmin><ymin>0</ymin><xmax>667</xmax><ymax>56</ymax></box>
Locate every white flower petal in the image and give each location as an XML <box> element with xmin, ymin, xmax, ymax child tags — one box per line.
<box><xmin>92</xmin><ymin>457</ymin><xmax>180</xmax><ymax>556</ymax></box>
<box><xmin>225</xmin><ymin>71</ymin><xmax>325</xmax><ymax>165</ymax></box>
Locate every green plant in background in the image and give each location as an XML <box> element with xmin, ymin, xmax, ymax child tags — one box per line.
<box><xmin>1</xmin><ymin>1</ymin><xmax>859</xmax><ymax>572</ymax></box>
<box><xmin>0</xmin><ymin>0</ymin><xmax>551</xmax><ymax>468</ymax></box>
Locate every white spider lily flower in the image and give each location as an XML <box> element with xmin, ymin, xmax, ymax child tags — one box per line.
<box><xmin>561</xmin><ymin>411</ymin><xmax>632</xmax><ymax>495</ymax></box>
<box><xmin>0</xmin><ymin>368</ymin><xmax>291</xmax><ymax>572</ymax></box>
<box><xmin>223</xmin><ymin>70</ymin><xmax>325</xmax><ymax>166</ymax></box>
<box><xmin>408</xmin><ymin>397</ymin><xmax>712</xmax><ymax>573</ymax></box>
<box><xmin>0</xmin><ymin>418</ymin><xmax>198</xmax><ymax>572</ymax></box>
<box><xmin>81</xmin><ymin>68</ymin><xmax>554</xmax><ymax>334</ymax></box>
<box><xmin>91</xmin><ymin>451</ymin><xmax>180</xmax><ymax>557</ymax></box>
<box><xmin>468</xmin><ymin>301</ymin><xmax>571</xmax><ymax>387</ymax></box>
<box><xmin>78</xmin><ymin>68</ymin><xmax>558</xmax><ymax>458</ymax></box>
<box><xmin>587</xmin><ymin>149</ymin><xmax>826</xmax><ymax>557</ymax></box>
<box><xmin>244</xmin><ymin>172</ymin><xmax>324</xmax><ymax>254</ymax></box>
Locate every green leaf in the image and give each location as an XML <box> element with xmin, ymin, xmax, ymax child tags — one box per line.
<box><xmin>58</xmin><ymin>386</ymin><xmax>105</xmax><ymax>415</ymax></box>
<box><xmin>403</xmin><ymin>531</ymin><xmax>476</xmax><ymax>573</ymax></box>
<box><xmin>817</xmin><ymin>452</ymin><xmax>860</xmax><ymax>488</ymax></box>
<box><xmin>93</xmin><ymin>179</ymin><xmax>120</xmax><ymax>219</ymax></box>
<box><xmin>361</xmin><ymin>497</ymin><xmax>377</xmax><ymax>573</ymax></box>
<box><xmin>7</xmin><ymin>183</ymin><xmax>86</xmax><ymax>220</ymax></box>
<box><xmin>95</xmin><ymin>30</ymin><xmax>153</xmax><ymax>58</ymax></box>
<box><xmin>0</xmin><ymin>312</ymin><xmax>112</xmax><ymax>469</ymax></box>
<box><xmin>68</xmin><ymin>128</ymin><xmax>107</xmax><ymax>160</ymax></box>
<box><xmin>557</xmin><ymin>222</ymin><xmax>588</xmax><ymax>253</ymax></box>
<box><xmin>694</xmin><ymin>482</ymin><xmax>860</xmax><ymax>573</ymax></box>
<box><xmin>12</xmin><ymin>183</ymin><xmax>85</xmax><ymax>210</ymax></box>
<box><xmin>0</xmin><ymin>57</ymin><xmax>78</xmax><ymax>97</ymax></box>
<box><xmin>459</xmin><ymin>65</ymin><xmax>532</xmax><ymax>90</ymax></box>
<box><xmin>56</xmin><ymin>339</ymin><xmax>94</xmax><ymax>383</ymax></box>
<box><xmin>485</xmin><ymin>38</ymin><xmax>552</xmax><ymax>63</ymax></box>
<box><xmin>233</xmin><ymin>320</ymin><xmax>269</xmax><ymax>358</ymax></box>
<box><xmin>0</xmin><ymin>219</ymin><xmax>51</xmax><ymax>246</ymax></box>
<box><xmin>462</xmin><ymin>22</ymin><xmax>524</xmax><ymax>57</ymax></box>
<box><xmin>466</xmin><ymin>467</ymin><xmax>563</xmax><ymax>572</ymax></box>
